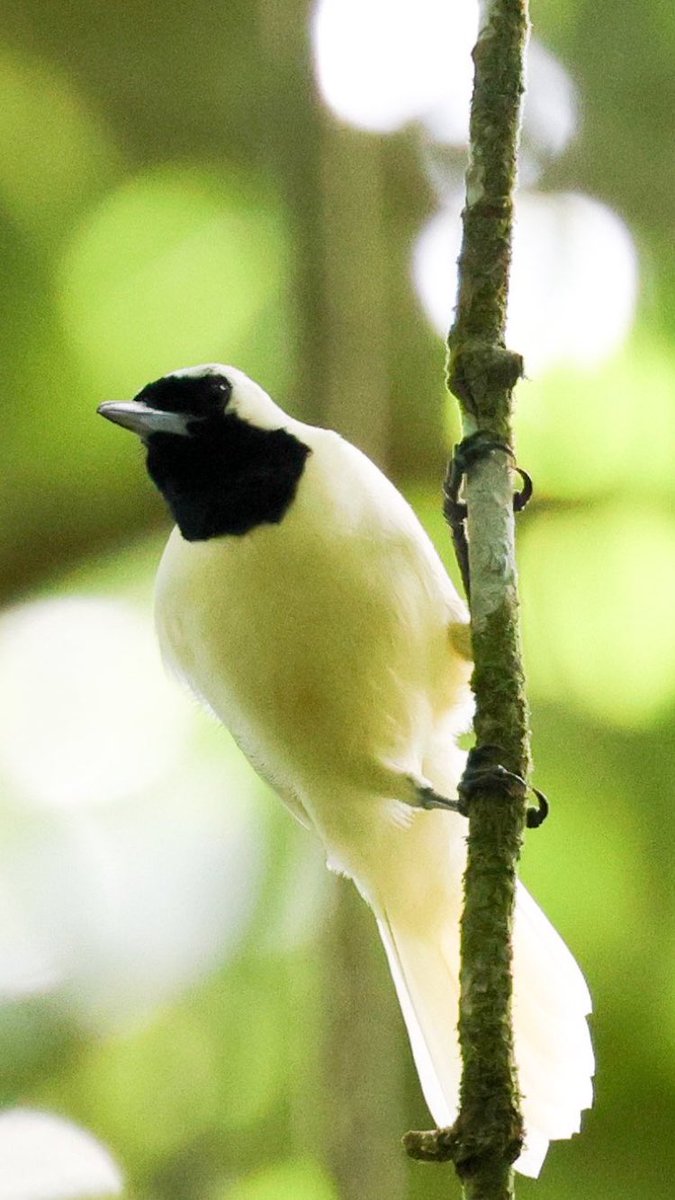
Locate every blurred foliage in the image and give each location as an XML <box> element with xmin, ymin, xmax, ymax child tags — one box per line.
<box><xmin>0</xmin><ymin>0</ymin><xmax>673</xmax><ymax>1198</ymax></box>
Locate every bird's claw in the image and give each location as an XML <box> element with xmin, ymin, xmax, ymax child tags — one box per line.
<box><xmin>524</xmin><ymin>786</ymin><xmax>549</xmax><ymax>829</ymax></box>
<box><xmin>457</xmin><ymin>744</ymin><xmax>549</xmax><ymax>829</ymax></box>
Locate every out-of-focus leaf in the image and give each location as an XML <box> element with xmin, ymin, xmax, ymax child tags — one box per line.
<box><xmin>520</xmin><ymin>504</ymin><xmax>675</xmax><ymax>726</ymax></box>
<box><xmin>517</xmin><ymin>336</ymin><xmax>675</xmax><ymax>500</ymax></box>
<box><xmin>57</xmin><ymin>166</ymin><xmax>291</xmax><ymax>396</ymax></box>
<box><xmin>520</xmin><ymin>715</ymin><xmax>646</xmax><ymax>970</ymax></box>
<box><xmin>215</xmin><ymin>1158</ymin><xmax>338</xmax><ymax>1200</ymax></box>
<box><xmin>0</xmin><ymin>47</ymin><xmax>120</xmax><ymax>241</ymax></box>
<box><xmin>41</xmin><ymin>968</ymin><xmax>287</xmax><ymax>1176</ymax></box>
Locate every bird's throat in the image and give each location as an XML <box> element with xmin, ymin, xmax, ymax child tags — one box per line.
<box><xmin>145</xmin><ymin>415</ymin><xmax>311</xmax><ymax>541</ymax></box>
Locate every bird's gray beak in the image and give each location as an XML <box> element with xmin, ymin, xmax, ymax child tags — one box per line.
<box><xmin>97</xmin><ymin>401</ymin><xmax>191</xmax><ymax>438</ymax></box>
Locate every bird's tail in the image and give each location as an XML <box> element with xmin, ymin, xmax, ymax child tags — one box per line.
<box><xmin>372</xmin><ymin>825</ymin><xmax>593</xmax><ymax>1177</ymax></box>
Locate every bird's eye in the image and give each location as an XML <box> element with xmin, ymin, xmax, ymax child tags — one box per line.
<box><xmin>188</xmin><ymin>375</ymin><xmax>232</xmax><ymax>416</ymax></box>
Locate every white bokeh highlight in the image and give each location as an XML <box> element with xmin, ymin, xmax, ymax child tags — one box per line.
<box><xmin>312</xmin><ymin>0</ymin><xmax>476</xmax><ymax>136</ymax></box>
<box><xmin>0</xmin><ymin>1109</ymin><xmax>122</xmax><ymax>1200</ymax></box>
<box><xmin>0</xmin><ymin>881</ymin><xmax>58</xmax><ymax>998</ymax></box>
<box><xmin>524</xmin><ymin>41</ymin><xmax>579</xmax><ymax>159</ymax></box>
<box><xmin>0</xmin><ymin>593</ymin><xmax>265</xmax><ymax>1024</ymax></box>
<box><xmin>311</xmin><ymin>0</ymin><xmax>633</xmax><ymax>373</ymax></box>
<box><xmin>0</xmin><ymin>596</ymin><xmax>189</xmax><ymax>809</ymax></box>
<box><xmin>1</xmin><ymin>778</ymin><xmax>263</xmax><ymax>1028</ymax></box>
<box><xmin>413</xmin><ymin>191</ymin><xmax>638</xmax><ymax>375</ymax></box>
<box><xmin>312</xmin><ymin>0</ymin><xmax>578</xmax><ymax>158</ymax></box>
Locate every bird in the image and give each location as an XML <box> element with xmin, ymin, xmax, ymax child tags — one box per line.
<box><xmin>98</xmin><ymin>363</ymin><xmax>593</xmax><ymax>1176</ymax></box>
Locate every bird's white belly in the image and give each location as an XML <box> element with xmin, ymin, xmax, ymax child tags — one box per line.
<box><xmin>155</xmin><ymin>513</ymin><xmax>457</xmax><ymax>825</ymax></box>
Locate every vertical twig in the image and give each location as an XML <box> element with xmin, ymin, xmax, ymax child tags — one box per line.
<box><xmin>406</xmin><ymin>2</ymin><xmax>530</xmax><ymax>1198</ymax></box>
<box><xmin>451</xmin><ymin>1</ymin><xmax>530</xmax><ymax>1196</ymax></box>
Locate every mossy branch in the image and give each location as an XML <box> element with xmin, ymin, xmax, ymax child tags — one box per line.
<box><xmin>405</xmin><ymin>2</ymin><xmax>531</xmax><ymax>1198</ymax></box>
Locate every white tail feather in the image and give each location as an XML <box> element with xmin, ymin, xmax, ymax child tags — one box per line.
<box><xmin>372</xmin><ymin>846</ymin><xmax>593</xmax><ymax>1178</ymax></box>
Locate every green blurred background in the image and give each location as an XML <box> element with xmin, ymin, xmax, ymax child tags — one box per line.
<box><xmin>0</xmin><ymin>0</ymin><xmax>673</xmax><ymax>1196</ymax></box>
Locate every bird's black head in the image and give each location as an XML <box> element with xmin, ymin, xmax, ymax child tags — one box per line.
<box><xmin>98</xmin><ymin>364</ymin><xmax>311</xmax><ymax>541</ymax></box>
<box><xmin>135</xmin><ymin>369</ymin><xmax>234</xmax><ymax>423</ymax></box>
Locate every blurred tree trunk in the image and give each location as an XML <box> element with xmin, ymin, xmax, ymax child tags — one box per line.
<box><xmin>257</xmin><ymin>0</ymin><xmax>327</xmax><ymax>426</ymax></box>
<box><xmin>322</xmin><ymin>880</ymin><xmax>406</xmax><ymax>1200</ymax></box>
<box><xmin>258</xmin><ymin>3</ymin><xmax>406</xmax><ymax>1198</ymax></box>
<box><xmin>317</xmin><ymin>100</ymin><xmax>407</xmax><ymax>1200</ymax></box>
<box><xmin>319</xmin><ymin>124</ymin><xmax>389</xmax><ymax>463</ymax></box>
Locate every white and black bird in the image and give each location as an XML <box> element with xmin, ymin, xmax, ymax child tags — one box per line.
<box><xmin>98</xmin><ymin>364</ymin><xmax>593</xmax><ymax>1176</ymax></box>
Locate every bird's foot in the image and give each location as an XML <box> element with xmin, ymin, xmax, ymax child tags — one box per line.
<box><xmin>443</xmin><ymin>431</ymin><xmax>533</xmax><ymax>600</ymax></box>
<box><xmin>458</xmin><ymin>744</ymin><xmax>549</xmax><ymax>829</ymax></box>
<box><xmin>444</xmin><ymin>431</ymin><xmax>533</xmax><ymax>524</ymax></box>
<box><xmin>407</xmin><ymin>748</ymin><xmax>547</xmax><ymax>829</ymax></box>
